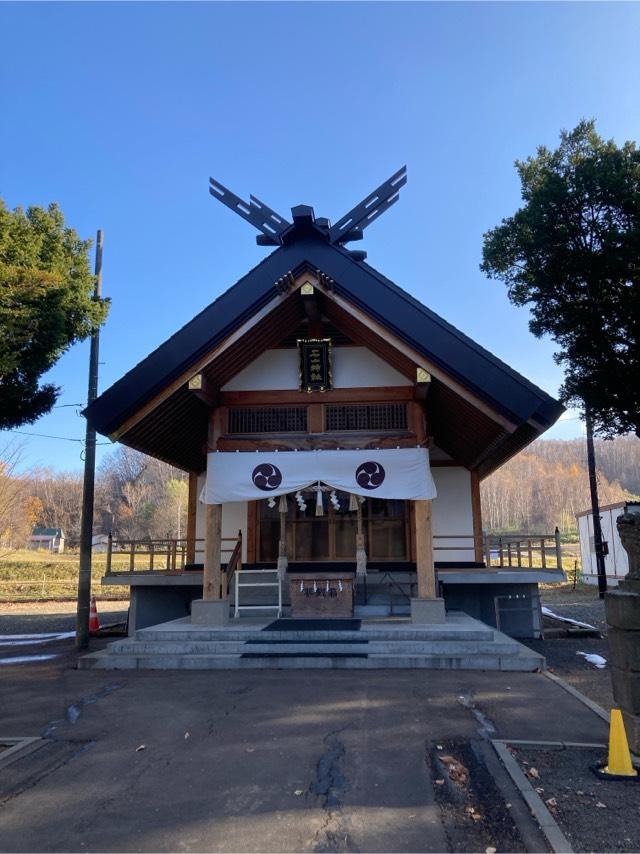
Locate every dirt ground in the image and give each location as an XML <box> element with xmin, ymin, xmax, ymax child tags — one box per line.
<box><xmin>512</xmin><ymin>744</ymin><xmax>640</xmax><ymax>853</ymax></box>
<box><xmin>0</xmin><ymin>600</ymin><xmax>129</xmax><ymax>635</ymax></box>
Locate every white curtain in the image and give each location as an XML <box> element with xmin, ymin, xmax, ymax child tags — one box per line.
<box><xmin>204</xmin><ymin>448</ymin><xmax>436</xmax><ymax>504</ymax></box>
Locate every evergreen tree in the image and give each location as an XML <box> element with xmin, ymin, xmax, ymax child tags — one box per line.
<box><xmin>482</xmin><ymin>121</ymin><xmax>640</xmax><ymax>437</ymax></box>
<box><xmin>0</xmin><ymin>200</ymin><xmax>109</xmax><ymax>428</ymax></box>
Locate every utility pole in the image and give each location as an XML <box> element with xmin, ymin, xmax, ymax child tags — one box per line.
<box><xmin>585</xmin><ymin>409</ymin><xmax>607</xmax><ymax>599</ymax></box>
<box><xmin>76</xmin><ymin>230</ymin><xmax>104</xmax><ymax>649</ymax></box>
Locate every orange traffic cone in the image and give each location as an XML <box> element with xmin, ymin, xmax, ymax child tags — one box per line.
<box><xmin>89</xmin><ymin>595</ymin><xmax>101</xmax><ymax>635</ymax></box>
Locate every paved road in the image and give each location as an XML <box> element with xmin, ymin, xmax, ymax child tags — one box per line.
<box><xmin>1</xmin><ymin>637</ymin><xmax>608</xmax><ymax>853</ymax></box>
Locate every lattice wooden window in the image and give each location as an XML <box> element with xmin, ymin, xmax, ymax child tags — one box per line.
<box><xmin>325</xmin><ymin>404</ymin><xmax>408</xmax><ymax>432</ymax></box>
<box><xmin>228</xmin><ymin>406</ymin><xmax>308</xmax><ymax>434</ymax></box>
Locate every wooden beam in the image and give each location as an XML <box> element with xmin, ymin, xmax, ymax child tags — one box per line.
<box><xmin>216</xmin><ymin>433</ymin><xmax>418</xmax><ymax>452</ymax></box>
<box><xmin>220</xmin><ymin>386</ymin><xmax>413</xmax><ymax>406</ymax></box>
<box><xmin>209</xmin><ymin>407</ymin><xmax>225</xmax><ymax>448</ymax></box>
<box><xmin>247</xmin><ymin>501</ymin><xmax>257</xmax><ymax>563</ymax></box>
<box><xmin>186</xmin><ymin>472</ymin><xmax>198</xmax><ymax>563</ymax></box>
<box><xmin>414</xmin><ymin>499</ymin><xmax>436</xmax><ymax>599</ymax></box>
<box><xmin>309</xmin><ymin>274</ymin><xmax>518</xmax><ymax>434</ymax></box>
<box><xmin>408</xmin><ymin>401</ymin><xmax>426</xmax><ymax>443</ymax></box>
<box><xmin>110</xmin><ymin>292</ymin><xmax>290</xmax><ymax>441</ymax></box>
<box><xmin>415</xmin><ymin>368</ymin><xmax>431</xmax><ymax>402</ymax></box>
<box><xmin>302</xmin><ymin>290</ymin><xmax>324</xmax><ymax>338</ymax></box>
<box><xmin>470</xmin><ymin>470</ymin><xmax>484</xmax><ymax>563</ymax></box>
<box><xmin>308</xmin><ymin>404</ymin><xmax>324</xmax><ymax>433</ymax></box>
<box><xmin>187</xmin><ymin>373</ymin><xmax>217</xmax><ymax>408</ymax></box>
<box><xmin>203</xmin><ymin>503</ymin><xmax>222</xmax><ymax>600</ymax></box>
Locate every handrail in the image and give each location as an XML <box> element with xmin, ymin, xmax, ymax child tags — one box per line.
<box><xmin>377</xmin><ymin>571</ymin><xmax>415</xmax><ymax>613</ymax></box>
<box><xmin>106</xmin><ymin>534</ymin><xmax>241</xmax><ymax>575</ymax></box>
<box><xmin>432</xmin><ymin>530</ymin><xmax>563</xmax><ymax>571</ymax></box>
<box><xmin>223</xmin><ymin>530</ymin><xmax>242</xmax><ymax>595</ymax></box>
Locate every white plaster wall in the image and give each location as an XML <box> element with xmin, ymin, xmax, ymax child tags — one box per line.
<box><xmin>194</xmin><ymin>473</ymin><xmax>248</xmax><ymax>563</ymax></box>
<box><xmin>431</xmin><ymin>467</ymin><xmax>475</xmax><ymax>562</ymax></box>
<box><xmin>221</xmin><ymin>347</ymin><xmax>411</xmax><ymax>391</ymax></box>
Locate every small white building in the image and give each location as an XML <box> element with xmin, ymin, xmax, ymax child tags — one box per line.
<box><xmin>576</xmin><ymin>501</ymin><xmax>640</xmax><ymax>586</ymax></box>
<box><xmin>28</xmin><ymin>527</ymin><xmax>65</xmax><ymax>554</ymax></box>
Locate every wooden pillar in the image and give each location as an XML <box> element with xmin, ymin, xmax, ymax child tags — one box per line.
<box><xmin>277</xmin><ymin>504</ymin><xmax>288</xmax><ymax>577</ymax></box>
<box><xmin>186</xmin><ymin>472</ymin><xmax>198</xmax><ymax>564</ymax></box>
<box><xmin>203</xmin><ymin>503</ymin><xmax>222</xmax><ymax>600</ymax></box>
<box><xmin>470</xmin><ymin>470</ymin><xmax>484</xmax><ymax>563</ymax></box>
<box><xmin>414</xmin><ymin>499</ymin><xmax>436</xmax><ymax>599</ymax></box>
<box><xmin>356</xmin><ymin>500</ymin><xmax>367</xmax><ymax>576</ymax></box>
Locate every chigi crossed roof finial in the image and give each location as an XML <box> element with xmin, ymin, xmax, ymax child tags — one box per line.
<box><xmin>208</xmin><ymin>166</ymin><xmax>407</xmax><ymax>260</ymax></box>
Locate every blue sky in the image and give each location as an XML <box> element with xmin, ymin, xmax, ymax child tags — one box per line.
<box><xmin>1</xmin><ymin>2</ymin><xmax>639</xmax><ymax>472</ymax></box>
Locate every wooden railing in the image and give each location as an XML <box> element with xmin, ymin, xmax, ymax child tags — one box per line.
<box><xmin>484</xmin><ymin>530</ymin><xmax>563</xmax><ymax>570</ymax></box>
<box><xmin>223</xmin><ymin>534</ymin><xmax>242</xmax><ymax>595</ymax></box>
<box><xmin>434</xmin><ymin>528</ymin><xmax>563</xmax><ymax>571</ymax></box>
<box><xmin>105</xmin><ymin>532</ymin><xmax>242</xmax><ymax>576</ymax></box>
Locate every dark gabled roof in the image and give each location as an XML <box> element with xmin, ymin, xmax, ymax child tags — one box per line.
<box><xmin>31</xmin><ymin>527</ymin><xmax>64</xmax><ymax>537</ymax></box>
<box><xmin>85</xmin><ymin>234</ymin><xmax>563</xmax><ymax>443</ymax></box>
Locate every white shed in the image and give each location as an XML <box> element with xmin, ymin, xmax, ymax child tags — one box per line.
<box><xmin>576</xmin><ymin>501</ymin><xmax>640</xmax><ymax>586</ymax></box>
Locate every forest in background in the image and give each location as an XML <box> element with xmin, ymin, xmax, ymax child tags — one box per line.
<box><xmin>480</xmin><ymin>434</ymin><xmax>639</xmax><ymax>534</ymax></box>
<box><xmin>0</xmin><ymin>444</ymin><xmax>188</xmax><ymax>548</ymax></box>
<box><xmin>0</xmin><ymin>434</ymin><xmax>638</xmax><ymax>547</ymax></box>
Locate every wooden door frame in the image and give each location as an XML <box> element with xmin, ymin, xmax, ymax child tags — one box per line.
<box><xmin>254</xmin><ymin>497</ymin><xmax>411</xmax><ymax>563</ymax></box>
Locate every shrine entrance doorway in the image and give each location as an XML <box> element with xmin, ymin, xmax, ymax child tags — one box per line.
<box><xmin>257</xmin><ymin>495</ymin><xmax>410</xmax><ymax>563</ymax></box>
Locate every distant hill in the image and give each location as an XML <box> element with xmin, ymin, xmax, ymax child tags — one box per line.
<box><xmin>480</xmin><ymin>434</ymin><xmax>639</xmax><ymax>535</ymax></box>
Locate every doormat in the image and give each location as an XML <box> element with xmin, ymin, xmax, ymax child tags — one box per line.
<box><xmin>263</xmin><ymin>619</ymin><xmax>361</xmax><ymax>632</ymax></box>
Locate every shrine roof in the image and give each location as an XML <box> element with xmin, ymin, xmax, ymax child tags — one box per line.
<box><xmin>85</xmin><ymin>229</ymin><xmax>564</xmax><ymax>474</ymax></box>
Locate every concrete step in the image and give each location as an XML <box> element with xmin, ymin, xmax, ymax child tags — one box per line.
<box><xmin>79</xmin><ymin>649</ymin><xmax>544</xmax><ymax>672</ymax></box>
<box><xmin>108</xmin><ymin>639</ymin><xmax>521</xmax><ymax>656</ymax></box>
<box><xmin>78</xmin><ymin>613</ymin><xmax>545</xmax><ymax>672</ymax></box>
<box><xmin>135</xmin><ymin>627</ymin><xmax>496</xmax><ymax>643</ymax></box>
<box><xmin>355</xmin><ymin>605</ymin><xmax>411</xmax><ymax>616</ymax></box>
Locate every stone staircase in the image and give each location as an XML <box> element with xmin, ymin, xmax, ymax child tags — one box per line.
<box><xmin>79</xmin><ymin>612</ymin><xmax>544</xmax><ymax>671</ymax></box>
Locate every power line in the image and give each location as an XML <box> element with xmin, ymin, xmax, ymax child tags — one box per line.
<box><xmin>5</xmin><ymin>429</ymin><xmax>110</xmax><ymax>445</ymax></box>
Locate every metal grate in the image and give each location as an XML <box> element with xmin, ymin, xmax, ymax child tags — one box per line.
<box><xmin>325</xmin><ymin>404</ymin><xmax>408</xmax><ymax>432</ymax></box>
<box><xmin>228</xmin><ymin>406</ymin><xmax>308</xmax><ymax>434</ymax></box>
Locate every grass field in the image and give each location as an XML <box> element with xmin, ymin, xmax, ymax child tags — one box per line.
<box><xmin>0</xmin><ymin>539</ymin><xmax>585</xmax><ymax>603</ymax></box>
<box><xmin>0</xmin><ymin>549</ymin><xmax>130</xmax><ymax>602</ymax></box>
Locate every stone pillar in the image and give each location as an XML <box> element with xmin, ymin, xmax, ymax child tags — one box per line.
<box><xmin>191</xmin><ymin>502</ymin><xmax>227</xmax><ymax>625</ymax></box>
<box><xmin>411</xmin><ymin>499</ymin><xmax>445</xmax><ymax>624</ymax></box>
<box><xmin>605</xmin><ymin>512</ymin><xmax>640</xmax><ymax>754</ymax></box>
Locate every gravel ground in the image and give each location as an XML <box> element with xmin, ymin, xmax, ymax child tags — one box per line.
<box><xmin>523</xmin><ymin>585</ymin><xmax>616</xmax><ymax>712</ymax></box>
<box><xmin>430</xmin><ymin>738</ymin><xmax>530</xmax><ymax>853</ymax></box>
<box><xmin>512</xmin><ymin>745</ymin><xmax>640</xmax><ymax>853</ymax></box>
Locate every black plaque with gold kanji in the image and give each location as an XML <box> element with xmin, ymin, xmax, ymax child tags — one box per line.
<box><xmin>298</xmin><ymin>338</ymin><xmax>332</xmax><ymax>393</ymax></box>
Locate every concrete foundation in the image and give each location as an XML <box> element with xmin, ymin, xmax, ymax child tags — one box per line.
<box><xmin>410</xmin><ymin>597</ymin><xmax>446</xmax><ymax>624</ymax></box>
<box><xmin>191</xmin><ymin>599</ymin><xmax>230</xmax><ymax>626</ymax></box>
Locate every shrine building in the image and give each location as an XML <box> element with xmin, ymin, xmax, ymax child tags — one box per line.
<box><xmin>83</xmin><ymin>168</ymin><xmax>566</xmax><ymax>669</ymax></box>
